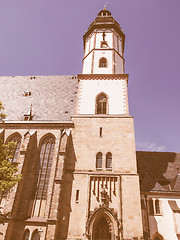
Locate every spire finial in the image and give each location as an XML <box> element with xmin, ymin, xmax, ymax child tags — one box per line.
<box><xmin>104</xmin><ymin>0</ymin><xmax>108</xmax><ymax>10</ymax></box>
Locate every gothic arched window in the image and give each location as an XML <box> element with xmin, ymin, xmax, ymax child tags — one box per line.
<box><xmin>32</xmin><ymin>135</ymin><xmax>55</xmax><ymax>217</ymax></box>
<box><xmin>96</xmin><ymin>152</ymin><xmax>102</xmax><ymax>169</ymax></box>
<box><xmin>99</xmin><ymin>57</ymin><xmax>107</xmax><ymax>68</ymax></box>
<box><xmin>96</xmin><ymin>93</ymin><xmax>108</xmax><ymax>114</ymax></box>
<box><xmin>106</xmin><ymin>152</ymin><xmax>112</xmax><ymax>169</ymax></box>
<box><xmin>6</xmin><ymin>133</ymin><xmax>21</xmax><ymax>162</ymax></box>
<box><xmin>31</xmin><ymin>230</ymin><xmax>40</xmax><ymax>240</ymax></box>
<box><xmin>153</xmin><ymin>233</ymin><xmax>164</xmax><ymax>240</ymax></box>
<box><xmin>23</xmin><ymin>229</ymin><xmax>30</xmax><ymax>240</ymax></box>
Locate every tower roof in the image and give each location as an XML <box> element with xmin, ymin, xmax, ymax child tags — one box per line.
<box><xmin>83</xmin><ymin>9</ymin><xmax>125</xmax><ymax>44</ymax></box>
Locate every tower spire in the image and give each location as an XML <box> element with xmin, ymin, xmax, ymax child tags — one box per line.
<box><xmin>82</xmin><ymin>9</ymin><xmax>125</xmax><ymax>75</ymax></box>
<box><xmin>104</xmin><ymin>0</ymin><xmax>108</xmax><ymax>10</ymax></box>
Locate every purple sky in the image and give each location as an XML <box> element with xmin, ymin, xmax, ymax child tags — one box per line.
<box><xmin>0</xmin><ymin>0</ymin><xmax>180</xmax><ymax>152</ymax></box>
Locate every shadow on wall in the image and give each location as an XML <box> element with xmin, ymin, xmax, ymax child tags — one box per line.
<box><xmin>5</xmin><ymin>132</ymin><xmax>38</xmax><ymax>240</ymax></box>
<box><xmin>149</xmin><ymin>216</ymin><xmax>158</xmax><ymax>240</ymax></box>
<box><xmin>56</xmin><ymin>133</ymin><xmax>76</xmax><ymax>239</ymax></box>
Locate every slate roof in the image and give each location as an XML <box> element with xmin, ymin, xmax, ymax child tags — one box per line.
<box><xmin>170</xmin><ymin>174</ymin><xmax>180</xmax><ymax>191</ymax></box>
<box><xmin>0</xmin><ymin>75</ymin><xmax>78</xmax><ymax>121</ymax></box>
<box><xmin>137</xmin><ymin>151</ymin><xmax>180</xmax><ymax>192</ymax></box>
<box><xmin>140</xmin><ymin>172</ymin><xmax>169</xmax><ymax>192</ymax></box>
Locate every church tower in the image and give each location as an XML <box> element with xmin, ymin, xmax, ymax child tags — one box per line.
<box><xmin>65</xmin><ymin>9</ymin><xmax>144</xmax><ymax>240</ymax></box>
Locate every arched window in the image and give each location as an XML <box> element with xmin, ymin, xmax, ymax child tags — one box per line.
<box><xmin>106</xmin><ymin>152</ymin><xmax>112</xmax><ymax>169</ymax></box>
<box><xmin>31</xmin><ymin>230</ymin><xmax>40</xmax><ymax>240</ymax></box>
<box><xmin>32</xmin><ymin>135</ymin><xmax>55</xmax><ymax>217</ymax></box>
<box><xmin>99</xmin><ymin>57</ymin><xmax>107</xmax><ymax>68</ymax></box>
<box><xmin>149</xmin><ymin>199</ymin><xmax>154</xmax><ymax>215</ymax></box>
<box><xmin>101</xmin><ymin>41</ymin><xmax>108</xmax><ymax>48</ymax></box>
<box><xmin>153</xmin><ymin>233</ymin><xmax>164</xmax><ymax>240</ymax></box>
<box><xmin>6</xmin><ymin>133</ymin><xmax>21</xmax><ymax>162</ymax></box>
<box><xmin>96</xmin><ymin>93</ymin><xmax>108</xmax><ymax>114</ymax></box>
<box><xmin>96</xmin><ymin>152</ymin><xmax>102</xmax><ymax>169</ymax></box>
<box><xmin>23</xmin><ymin>229</ymin><xmax>30</xmax><ymax>240</ymax></box>
<box><xmin>155</xmin><ymin>199</ymin><xmax>160</xmax><ymax>214</ymax></box>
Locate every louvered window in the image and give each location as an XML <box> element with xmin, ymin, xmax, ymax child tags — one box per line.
<box><xmin>99</xmin><ymin>57</ymin><xmax>107</xmax><ymax>68</ymax></box>
<box><xmin>31</xmin><ymin>230</ymin><xmax>40</xmax><ymax>240</ymax></box>
<box><xmin>23</xmin><ymin>229</ymin><xmax>30</xmax><ymax>240</ymax></box>
<box><xmin>106</xmin><ymin>152</ymin><xmax>112</xmax><ymax>169</ymax></box>
<box><xmin>96</xmin><ymin>94</ymin><xmax>107</xmax><ymax>114</ymax></box>
<box><xmin>96</xmin><ymin>152</ymin><xmax>102</xmax><ymax>169</ymax></box>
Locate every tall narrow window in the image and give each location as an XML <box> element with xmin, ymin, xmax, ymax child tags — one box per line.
<box><xmin>96</xmin><ymin>152</ymin><xmax>102</xmax><ymax>169</ymax></box>
<box><xmin>99</xmin><ymin>127</ymin><xmax>102</xmax><ymax>138</ymax></box>
<box><xmin>6</xmin><ymin>133</ymin><xmax>21</xmax><ymax>162</ymax></box>
<box><xmin>23</xmin><ymin>229</ymin><xmax>30</xmax><ymax>240</ymax></box>
<box><xmin>31</xmin><ymin>230</ymin><xmax>40</xmax><ymax>240</ymax></box>
<box><xmin>155</xmin><ymin>199</ymin><xmax>160</xmax><ymax>214</ymax></box>
<box><xmin>106</xmin><ymin>152</ymin><xmax>112</xmax><ymax>169</ymax></box>
<box><xmin>149</xmin><ymin>199</ymin><xmax>154</xmax><ymax>215</ymax></box>
<box><xmin>76</xmin><ymin>190</ymin><xmax>79</xmax><ymax>203</ymax></box>
<box><xmin>96</xmin><ymin>93</ymin><xmax>108</xmax><ymax>114</ymax></box>
<box><xmin>99</xmin><ymin>57</ymin><xmax>107</xmax><ymax>68</ymax></box>
<box><xmin>32</xmin><ymin>135</ymin><xmax>55</xmax><ymax>217</ymax></box>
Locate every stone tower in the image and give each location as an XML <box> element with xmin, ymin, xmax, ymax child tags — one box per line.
<box><xmin>67</xmin><ymin>9</ymin><xmax>144</xmax><ymax>240</ymax></box>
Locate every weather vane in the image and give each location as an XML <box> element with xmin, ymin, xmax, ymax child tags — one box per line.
<box><xmin>104</xmin><ymin>0</ymin><xmax>108</xmax><ymax>9</ymax></box>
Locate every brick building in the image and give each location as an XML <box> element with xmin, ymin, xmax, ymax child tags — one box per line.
<box><xmin>0</xmin><ymin>9</ymin><xmax>179</xmax><ymax>240</ymax></box>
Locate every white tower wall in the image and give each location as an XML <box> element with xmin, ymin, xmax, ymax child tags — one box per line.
<box><xmin>82</xmin><ymin>29</ymin><xmax>124</xmax><ymax>74</ymax></box>
<box><xmin>76</xmin><ymin>78</ymin><xmax>129</xmax><ymax>115</ymax></box>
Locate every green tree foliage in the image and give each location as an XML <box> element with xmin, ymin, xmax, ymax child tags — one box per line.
<box><xmin>0</xmin><ymin>141</ymin><xmax>22</xmax><ymax>197</ymax></box>
<box><xmin>0</xmin><ymin>101</ymin><xmax>6</xmax><ymax>121</ymax></box>
<box><xmin>0</xmin><ymin>101</ymin><xmax>21</xmax><ymax>223</ymax></box>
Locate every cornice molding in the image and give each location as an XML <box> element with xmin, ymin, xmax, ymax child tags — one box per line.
<box><xmin>0</xmin><ymin>121</ymin><xmax>74</xmax><ymax>129</ymax></box>
<box><xmin>77</xmin><ymin>74</ymin><xmax>128</xmax><ymax>81</ymax></box>
<box><xmin>72</xmin><ymin>114</ymin><xmax>132</xmax><ymax>119</ymax></box>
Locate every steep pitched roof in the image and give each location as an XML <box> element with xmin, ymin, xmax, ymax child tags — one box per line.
<box><xmin>137</xmin><ymin>151</ymin><xmax>180</xmax><ymax>192</ymax></box>
<box><xmin>170</xmin><ymin>173</ymin><xmax>180</xmax><ymax>191</ymax></box>
<box><xmin>140</xmin><ymin>172</ymin><xmax>168</xmax><ymax>192</ymax></box>
<box><xmin>0</xmin><ymin>75</ymin><xmax>78</xmax><ymax>121</ymax></box>
<box><xmin>137</xmin><ymin>151</ymin><xmax>180</xmax><ymax>183</ymax></box>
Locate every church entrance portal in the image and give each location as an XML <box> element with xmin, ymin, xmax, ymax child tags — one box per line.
<box><xmin>93</xmin><ymin>217</ymin><xmax>111</xmax><ymax>240</ymax></box>
<box><xmin>86</xmin><ymin>207</ymin><xmax>119</xmax><ymax>240</ymax></box>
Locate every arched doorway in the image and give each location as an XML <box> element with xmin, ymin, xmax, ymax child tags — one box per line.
<box><xmin>86</xmin><ymin>207</ymin><xmax>119</xmax><ymax>240</ymax></box>
<box><xmin>93</xmin><ymin>216</ymin><xmax>111</xmax><ymax>240</ymax></box>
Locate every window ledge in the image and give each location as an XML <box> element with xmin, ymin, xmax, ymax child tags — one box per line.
<box><xmin>150</xmin><ymin>213</ymin><xmax>162</xmax><ymax>216</ymax></box>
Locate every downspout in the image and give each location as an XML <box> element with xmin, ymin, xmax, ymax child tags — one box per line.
<box><xmin>144</xmin><ymin>194</ymin><xmax>150</xmax><ymax>239</ymax></box>
<box><xmin>120</xmin><ymin>176</ymin><xmax>123</xmax><ymax>240</ymax></box>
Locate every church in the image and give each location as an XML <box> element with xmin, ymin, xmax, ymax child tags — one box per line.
<box><xmin>0</xmin><ymin>8</ymin><xmax>180</xmax><ymax>240</ymax></box>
